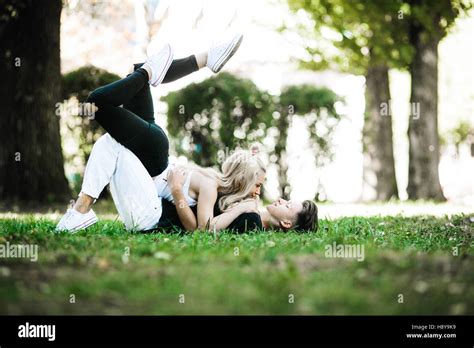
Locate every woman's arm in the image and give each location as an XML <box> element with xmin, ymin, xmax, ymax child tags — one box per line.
<box><xmin>196</xmin><ymin>180</ymin><xmax>218</xmax><ymax>229</ymax></box>
<box><xmin>167</xmin><ymin>168</ymin><xmax>197</xmax><ymax>231</ymax></box>
<box><xmin>209</xmin><ymin>199</ymin><xmax>259</xmax><ymax>231</ymax></box>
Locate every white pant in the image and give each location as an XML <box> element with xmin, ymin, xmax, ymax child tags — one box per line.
<box><xmin>81</xmin><ymin>133</ymin><xmax>163</xmax><ymax>231</ymax></box>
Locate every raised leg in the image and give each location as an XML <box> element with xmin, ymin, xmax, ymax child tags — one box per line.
<box><xmin>122</xmin><ymin>56</ymin><xmax>199</xmax><ymax>123</ymax></box>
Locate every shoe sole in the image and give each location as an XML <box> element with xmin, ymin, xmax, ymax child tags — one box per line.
<box><xmin>150</xmin><ymin>45</ymin><xmax>174</xmax><ymax>87</ymax></box>
<box><xmin>68</xmin><ymin>216</ymin><xmax>98</xmax><ymax>234</ymax></box>
<box><xmin>212</xmin><ymin>34</ymin><xmax>243</xmax><ymax>73</ymax></box>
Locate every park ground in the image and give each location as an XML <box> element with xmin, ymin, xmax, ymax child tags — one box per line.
<box><xmin>0</xmin><ymin>201</ymin><xmax>472</xmax><ymax>315</ymax></box>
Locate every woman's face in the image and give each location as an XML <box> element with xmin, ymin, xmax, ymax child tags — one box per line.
<box><xmin>250</xmin><ymin>171</ymin><xmax>266</xmax><ymax>198</ymax></box>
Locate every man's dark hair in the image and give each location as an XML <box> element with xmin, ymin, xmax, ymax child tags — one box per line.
<box><xmin>294</xmin><ymin>200</ymin><xmax>318</xmax><ymax>232</ymax></box>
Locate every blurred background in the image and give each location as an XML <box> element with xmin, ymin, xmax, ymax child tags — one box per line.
<box><xmin>1</xmin><ymin>0</ymin><xmax>473</xmax><ymax>217</ymax></box>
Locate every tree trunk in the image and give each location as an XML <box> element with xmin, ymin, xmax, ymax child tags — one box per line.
<box><xmin>407</xmin><ymin>27</ymin><xmax>445</xmax><ymax>200</ymax></box>
<box><xmin>274</xmin><ymin>114</ymin><xmax>290</xmax><ymax>199</ymax></box>
<box><xmin>277</xmin><ymin>151</ymin><xmax>290</xmax><ymax>200</ymax></box>
<box><xmin>362</xmin><ymin>65</ymin><xmax>398</xmax><ymax>200</ymax></box>
<box><xmin>0</xmin><ymin>0</ymin><xmax>70</xmax><ymax>204</ymax></box>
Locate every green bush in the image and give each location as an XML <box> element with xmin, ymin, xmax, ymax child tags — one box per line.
<box><xmin>162</xmin><ymin>72</ymin><xmax>275</xmax><ymax>167</ymax></box>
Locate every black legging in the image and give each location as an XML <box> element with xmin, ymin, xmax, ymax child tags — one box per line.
<box><xmin>86</xmin><ymin>55</ymin><xmax>199</xmax><ymax>177</ymax></box>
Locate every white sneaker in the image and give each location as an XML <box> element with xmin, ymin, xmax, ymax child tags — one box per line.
<box><xmin>207</xmin><ymin>33</ymin><xmax>243</xmax><ymax>73</ymax></box>
<box><xmin>143</xmin><ymin>44</ymin><xmax>174</xmax><ymax>87</ymax></box>
<box><xmin>55</xmin><ymin>208</ymin><xmax>98</xmax><ymax>233</ymax></box>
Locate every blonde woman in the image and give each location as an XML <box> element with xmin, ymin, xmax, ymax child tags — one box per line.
<box><xmin>162</xmin><ymin>149</ymin><xmax>266</xmax><ymax>230</ymax></box>
<box><xmin>56</xmin><ymin>35</ymin><xmax>266</xmax><ymax>233</ymax></box>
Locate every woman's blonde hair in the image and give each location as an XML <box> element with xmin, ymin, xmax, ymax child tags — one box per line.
<box><xmin>216</xmin><ymin>149</ymin><xmax>266</xmax><ymax>211</ymax></box>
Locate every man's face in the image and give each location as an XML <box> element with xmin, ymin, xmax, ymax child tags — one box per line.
<box><xmin>266</xmin><ymin>198</ymin><xmax>303</xmax><ymax>229</ymax></box>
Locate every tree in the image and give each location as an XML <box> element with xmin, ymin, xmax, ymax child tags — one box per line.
<box><xmin>0</xmin><ymin>0</ymin><xmax>70</xmax><ymax>204</ymax></box>
<box><xmin>162</xmin><ymin>72</ymin><xmax>274</xmax><ymax>167</ymax></box>
<box><xmin>404</xmin><ymin>0</ymin><xmax>471</xmax><ymax>200</ymax></box>
<box><xmin>278</xmin><ymin>85</ymin><xmax>342</xmax><ymax>200</ymax></box>
<box><xmin>286</xmin><ymin>0</ymin><xmax>412</xmax><ymax>200</ymax></box>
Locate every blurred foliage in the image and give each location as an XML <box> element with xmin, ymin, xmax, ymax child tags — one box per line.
<box><xmin>285</xmin><ymin>0</ymin><xmax>413</xmax><ymax>74</ymax></box>
<box><xmin>162</xmin><ymin>73</ymin><xmax>343</xmax><ymax>199</ymax></box>
<box><xmin>285</xmin><ymin>0</ymin><xmax>471</xmax><ymax>74</ymax></box>
<box><xmin>162</xmin><ymin>72</ymin><xmax>275</xmax><ymax>167</ymax></box>
<box><xmin>60</xmin><ymin>65</ymin><xmax>120</xmax><ymax>195</ymax></box>
<box><xmin>277</xmin><ymin>85</ymin><xmax>343</xmax><ymax>199</ymax></box>
<box><xmin>440</xmin><ymin>120</ymin><xmax>474</xmax><ymax>151</ymax></box>
<box><xmin>62</xmin><ymin>65</ymin><xmax>120</xmax><ymax>101</ymax></box>
<box><xmin>279</xmin><ymin>85</ymin><xmax>342</xmax><ymax>167</ymax></box>
<box><xmin>407</xmin><ymin>0</ymin><xmax>472</xmax><ymax>40</ymax></box>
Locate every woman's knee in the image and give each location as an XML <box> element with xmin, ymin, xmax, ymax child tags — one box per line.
<box><xmin>93</xmin><ymin>133</ymin><xmax>114</xmax><ymax>151</ymax></box>
<box><xmin>90</xmin><ymin>133</ymin><xmax>122</xmax><ymax>158</ymax></box>
<box><xmin>86</xmin><ymin>87</ymin><xmax>106</xmax><ymax>104</ymax></box>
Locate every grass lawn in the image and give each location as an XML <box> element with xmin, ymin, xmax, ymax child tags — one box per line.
<box><xmin>0</xmin><ymin>212</ymin><xmax>472</xmax><ymax>315</ymax></box>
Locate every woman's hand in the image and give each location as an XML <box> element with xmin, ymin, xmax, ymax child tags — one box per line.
<box><xmin>230</xmin><ymin>198</ymin><xmax>259</xmax><ymax>214</ymax></box>
<box><xmin>208</xmin><ymin>198</ymin><xmax>259</xmax><ymax>232</ymax></box>
<box><xmin>168</xmin><ymin>167</ymin><xmax>197</xmax><ymax>231</ymax></box>
<box><xmin>167</xmin><ymin>167</ymin><xmax>186</xmax><ymax>192</ymax></box>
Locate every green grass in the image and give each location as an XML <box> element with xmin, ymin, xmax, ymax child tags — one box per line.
<box><xmin>0</xmin><ymin>214</ymin><xmax>472</xmax><ymax>315</ymax></box>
